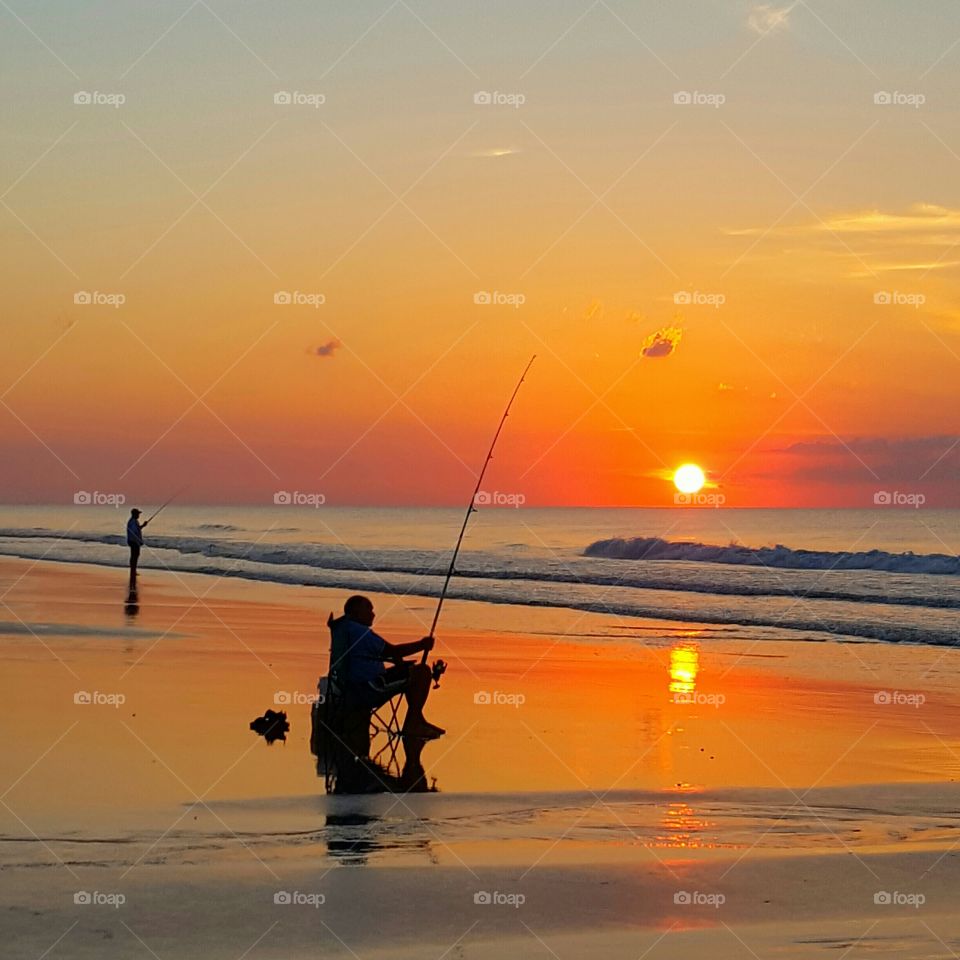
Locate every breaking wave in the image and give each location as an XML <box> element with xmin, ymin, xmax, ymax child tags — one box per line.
<box><xmin>584</xmin><ymin>536</ymin><xmax>960</xmax><ymax>576</ymax></box>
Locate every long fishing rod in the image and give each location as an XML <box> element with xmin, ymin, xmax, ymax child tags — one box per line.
<box><xmin>422</xmin><ymin>355</ymin><xmax>536</xmax><ymax>663</ymax></box>
<box><xmin>144</xmin><ymin>486</ymin><xmax>186</xmax><ymax>525</ymax></box>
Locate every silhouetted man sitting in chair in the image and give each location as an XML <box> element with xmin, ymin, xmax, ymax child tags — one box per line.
<box><xmin>340</xmin><ymin>595</ymin><xmax>444</xmax><ymax>740</ymax></box>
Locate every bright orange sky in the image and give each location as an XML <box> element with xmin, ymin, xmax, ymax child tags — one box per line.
<box><xmin>3</xmin><ymin>2</ymin><xmax>960</xmax><ymax>506</ymax></box>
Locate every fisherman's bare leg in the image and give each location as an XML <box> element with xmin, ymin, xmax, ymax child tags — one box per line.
<box><xmin>402</xmin><ymin>664</ymin><xmax>444</xmax><ymax>739</ymax></box>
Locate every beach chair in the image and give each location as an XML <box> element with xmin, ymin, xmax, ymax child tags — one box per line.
<box><xmin>310</xmin><ymin>614</ymin><xmax>405</xmax><ymax>793</ymax></box>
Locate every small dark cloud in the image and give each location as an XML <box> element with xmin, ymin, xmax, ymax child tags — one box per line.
<box><xmin>641</xmin><ymin>325</ymin><xmax>682</xmax><ymax>358</ymax></box>
<box><xmin>313</xmin><ymin>339</ymin><xmax>341</xmax><ymax>358</ymax></box>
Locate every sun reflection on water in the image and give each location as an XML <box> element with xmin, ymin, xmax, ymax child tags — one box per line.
<box><xmin>669</xmin><ymin>642</ymin><xmax>700</xmax><ymax>697</ymax></box>
<box><xmin>655</xmin><ymin>800</ymin><xmax>712</xmax><ymax>849</ymax></box>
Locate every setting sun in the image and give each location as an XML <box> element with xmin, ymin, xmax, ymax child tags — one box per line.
<box><xmin>673</xmin><ymin>463</ymin><xmax>706</xmax><ymax>495</ymax></box>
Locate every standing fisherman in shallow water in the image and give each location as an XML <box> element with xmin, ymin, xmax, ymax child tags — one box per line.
<box><xmin>126</xmin><ymin>508</ymin><xmax>149</xmax><ymax>588</ymax></box>
<box><xmin>124</xmin><ymin>490</ymin><xmax>180</xmax><ymax>594</ymax></box>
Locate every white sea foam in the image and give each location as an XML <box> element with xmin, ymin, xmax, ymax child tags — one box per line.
<box><xmin>1</xmin><ymin>524</ymin><xmax>958</xmax><ymax>647</ymax></box>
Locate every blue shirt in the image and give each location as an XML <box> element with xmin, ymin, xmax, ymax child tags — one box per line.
<box><xmin>344</xmin><ymin>620</ymin><xmax>386</xmax><ymax>686</ymax></box>
<box><xmin>126</xmin><ymin>517</ymin><xmax>144</xmax><ymax>546</ymax></box>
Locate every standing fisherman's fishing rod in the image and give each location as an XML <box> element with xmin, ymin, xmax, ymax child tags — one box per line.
<box><xmin>422</xmin><ymin>355</ymin><xmax>536</xmax><ymax>668</ymax></box>
<box><xmin>144</xmin><ymin>486</ymin><xmax>186</xmax><ymax>525</ymax></box>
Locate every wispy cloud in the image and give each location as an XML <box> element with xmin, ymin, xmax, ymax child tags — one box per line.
<box><xmin>747</xmin><ymin>3</ymin><xmax>794</xmax><ymax>35</ymax></box>
<box><xmin>467</xmin><ymin>147</ymin><xmax>521</xmax><ymax>158</ymax></box>
<box><xmin>728</xmin><ymin>203</ymin><xmax>960</xmax><ymax>239</ymax></box>
<box><xmin>849</xmin><ymin>259</ymin><xmax>960</xmax><ymax>277</ymax></box>
<box><xmin>809</xmin><ymin>204</ymin><xmax>960</xmax><ymax>236</ymax></box>
<box><xmin>726</xmin><ymin>203</ymin><xmax>960</xmax><ymax>276</ymax></box>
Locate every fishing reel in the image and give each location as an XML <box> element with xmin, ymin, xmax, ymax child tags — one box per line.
<box><xmin>431</xmin><ymin>659</ymin><xmax>447</xmax><ymax>689</ymax></box>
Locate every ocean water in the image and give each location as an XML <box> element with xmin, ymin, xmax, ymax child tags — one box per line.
<box><xmin>1</xmin><ymin>506</ymin><xmax>958</xmax><ymax>647</ymax></box>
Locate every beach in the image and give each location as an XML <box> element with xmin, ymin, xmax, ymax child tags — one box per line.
<box><xmin>4</xmin><ymin>552</ymin><xmax>960</xmax><ymax>959</ymax></box>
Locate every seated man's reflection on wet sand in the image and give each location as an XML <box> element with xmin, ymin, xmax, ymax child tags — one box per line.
<box><xmin>324</xmin><ymin>808</ymin><xmax>435</xmax><ymax>865</ymax></box>
<box><xmin>317</xmin><ymin>730</ymin><xmax>438</xmax><ymax>795</ymax></box>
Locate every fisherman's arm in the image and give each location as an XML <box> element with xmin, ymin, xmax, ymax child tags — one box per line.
<box><xmin>382</xmin><ymin>636</ymin><xmax>434</xmax><ymax>661</ymax></box>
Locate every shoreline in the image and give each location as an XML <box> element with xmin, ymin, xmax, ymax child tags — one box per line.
<box><xmin>3</xmin><ymin>537</ymin><xmax>960</xmax><ymax>649</ymax></box>
<box><xmin>3</xmin><ymin>555</ymin><xmax>960</xmax><ymax>958</ymax></box>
